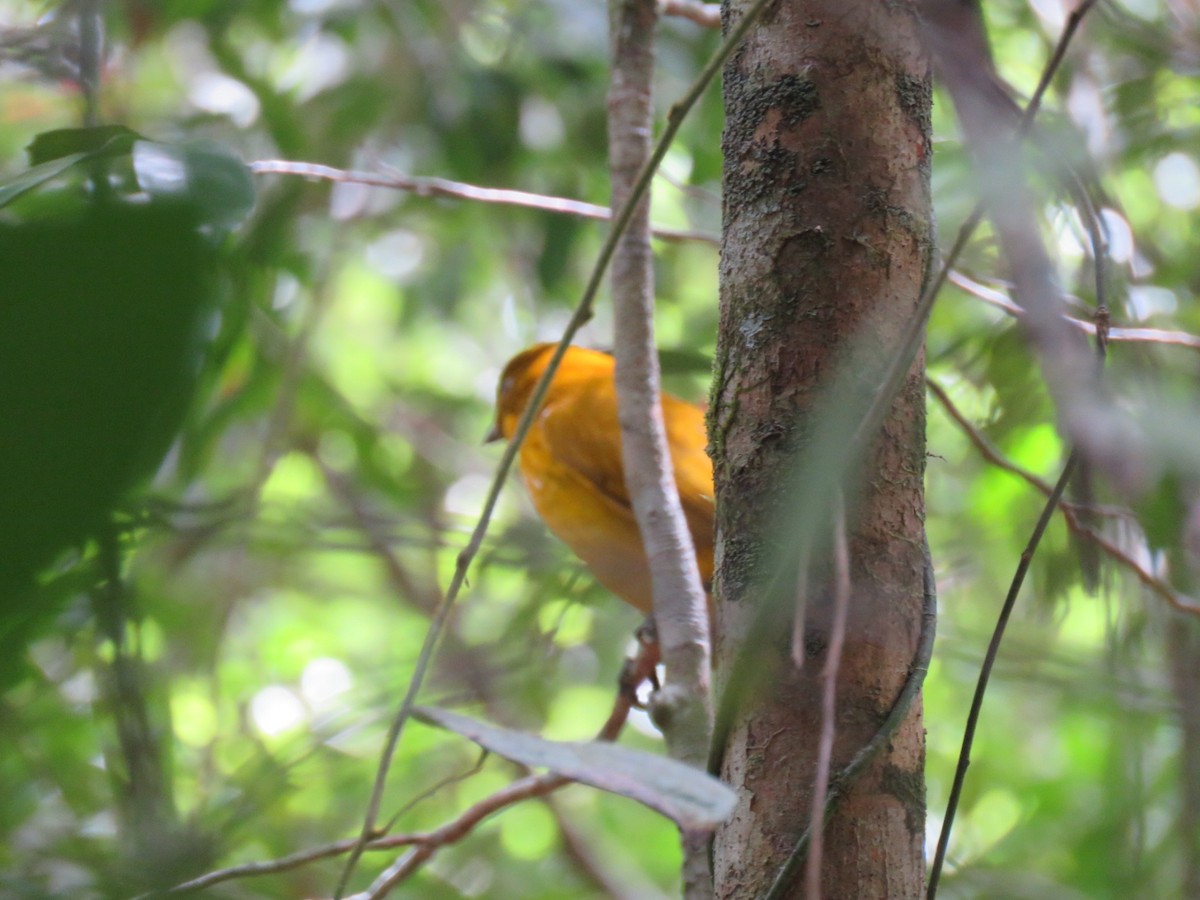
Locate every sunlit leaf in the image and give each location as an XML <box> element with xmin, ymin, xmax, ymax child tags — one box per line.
<box><xmin>415</xmin><ymin>706</ymin><xmax>736</xmax><ymax>830</ymax></box>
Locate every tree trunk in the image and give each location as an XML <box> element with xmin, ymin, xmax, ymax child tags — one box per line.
<box><xmin>711</xmin><ymin>2</ymin><xmax>932</xmax><ymax>898</ymax></box>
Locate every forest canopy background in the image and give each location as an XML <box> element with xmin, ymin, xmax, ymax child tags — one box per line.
<box><xmin>1</xmin><ymin>0</ymin><xmax>1199</xmax><ymax>897</ymax></box>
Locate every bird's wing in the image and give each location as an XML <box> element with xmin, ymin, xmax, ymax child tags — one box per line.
<box><xmin>540</xmin><ymin>387</ymin><xmax>714</xmax><ymax>530</ymax></box>
<box><xmin>537</xmin><ymin>384</ymin><xmax>632</xmax><ymax>513</ymax></box>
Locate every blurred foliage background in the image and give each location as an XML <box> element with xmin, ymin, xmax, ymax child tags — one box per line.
<box><xmin>1</xmin><ymin>0</ymin><xmax>1199</xmax><ymax>897</ymax></box>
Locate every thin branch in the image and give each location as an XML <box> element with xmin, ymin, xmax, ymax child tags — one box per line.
<box><xmin>247</xmin><ymin>160</ymin><xmax>718</xmax><ymax>245</ymax></box>
<box><xmin>164</xmin><ymin>835</ymin><xmax>372</xmax><ymax>893</ymax></box>
<box><xmin>357</xmin><ymin>772</ymin><xmax>567</xmax><ymax>899</ymax></box>
<box><xmin>928</xmin><ymin>295</ymin><xmax>1111</xmax><ymax>898</ymax></box>
<box><xmin>356</xmin><ymin>646</ymin><xmax>649</xmax><ymax>900</ymax></box>
<box><xmin>927</xmin><ymin>377</ymin><xmax>1200</xmax><ymax>614</ymax></box>
<box><xmin>949</xmin><ymin>269</ymin><xmax>1200</xmax><ymax>352</ymax></box>
<box><xmin>804</xmin><ymin>493</ymin><xmax>852</xmax><ymax>900</ymax></box>
<box><xmin>381</xmin><ymin>750</ymin><xmax>490</xmax><ymax>835</ymax></box>
<box><xmin>926</xmin><ymin>377</ymin><xmax>1127</xmax><ymax>519</ymax></box>
<box><xmin>608</xmin><ymin>0</ymin><xmax>713</xmax><ymax>895</ymax></box>
<box><xmin>925</xmin><ymin>451</ymin><xmax>1078</xmax><ymax>898</ymax></box>
<box><xmin>1057</xmin><ymin>507</ymin><xmax>1200</xmax><ymax>614</ymax></box>
<box><xmin>924</xmin><ymin>1</ymin><xmax>1119</xmax><ymax>485</ymax></box>
<box><xmin>661</xmin><ymin>0</ymin><xmax>720</xmax><ymax>28</ymax></box>
<box><xmin>166</xmin><ymin>776</ymin><xmax>564</xmax><ymax>898</ymax></box>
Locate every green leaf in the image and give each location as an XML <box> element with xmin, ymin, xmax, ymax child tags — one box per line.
<box><xmin>26</xmin><ymin>125</ymin><xmax>141</xmax><ymax>165</ymax></box>
<box><xmin>415</xmin><ymin>706</ymin><xmax>737</xmax><ymax>830</ymax></box>
<box><xmin>0</xmin><ymin>153</ymin><xmax>91</xmax><ymax>210</ymax></box>
<box><xmin>0</xmin><ymin>199</ymin><xmax>221</xmax><ymax>667</ymax></box>
<box><xmin>0</xmin><ymin>127</ymin><xmax>147</xmax><ymax>212</ymax></box>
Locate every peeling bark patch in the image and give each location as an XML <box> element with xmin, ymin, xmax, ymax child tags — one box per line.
<box><xmin>726</xmin><ymin>74</ymin><xmax>819</xmax><ymax>153</ymax></box>
<box><xmin>881</xmin><ymin>762</ymin><xmax>926</xmax><ymax>835</ymax></box>
<box><xmin>894</xmin><ymin>72</ymin><xmax>931</xmax><ymax>134</ymax></box>
<box><xmin>724</xmin><ymin>75</ymin><xmax>819</xmax><ymax>208</ymax></box>
<box><xmin>895</xmin><ymin>72</ymin><xmax>933</xmax><ymax>165</ymax></box>
<box><xmin>809</xmin><ymin>156</ymin><xmax>833</xmax><ymax>176</ymax></box>
<box><xmin>739</xmin><ymin>310</ymin><xmax>773</xmax><ymax>348</ymax></box>
<box><xmin>719</xmin><ymin>533</ymin><xmax>764</xmax><ymax>601</ymax></box>
<box><xmin>731</xmin><ymin>144</ymin><xmax>801</xmax><ymax>207</ymax></box>
<box><xmin>775</xmin><ymin>228</ymin><xmax>832</xmax><ymax>300</ymax></box>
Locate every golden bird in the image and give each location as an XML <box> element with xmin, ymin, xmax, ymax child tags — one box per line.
<box><xmin>488</xmin><ymin>343</ymin><xmax>713</xmax><ymax>613</ymax></box>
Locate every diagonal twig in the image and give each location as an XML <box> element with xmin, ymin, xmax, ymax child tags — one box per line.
<box><xmin>928</xmin><ymin>376</ymin><xmax>1200</xmax><ymax>614</ymax></box>
<box><xmin>925</xmin><ymin>451</ymin><xmax>1079</xmax><ymax>898</ymax></box>
<box><xmin>927</xmin><ymin>296</ymin><xmax>1111</xmax><ymax>898</ymax></box>
<box><xmin>163</xmin><ymin>646</ymin><xmax>650</xmax><ymax>897</ymax></box>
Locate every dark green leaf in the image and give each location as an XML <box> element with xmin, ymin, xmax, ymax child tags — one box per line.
<box><xmin>0</xmin><ymin>153</ymin><xmax>91</xmax><ymax>211</ymax></box>
<box><xmin>26</xmin><ymin>125</ymin><xmax>141</xmax><ymax>165</ymax></box>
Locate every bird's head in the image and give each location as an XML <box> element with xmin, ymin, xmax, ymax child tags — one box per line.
<box><xmin>486</xmin><ymin>343</ymin><xmax>558</xmax><ymax>444</ymax></box>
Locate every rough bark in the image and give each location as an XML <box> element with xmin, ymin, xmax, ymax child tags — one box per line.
<box><xmin>711</xmin><ymin>2</ymin><xmax>932</xmax><ymax>898</ymax></box>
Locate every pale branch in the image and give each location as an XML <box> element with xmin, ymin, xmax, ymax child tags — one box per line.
<box><xmin>245</xmin><ymin>159</ymin><xmax>1200</xmax><ymax>355</ymax></box>
<box><xmin>607</xmin><ymin>0</ymin><xmax>713</xmax><ymax>895</ymax></box>
<box><xmin>660</xmin><ymin>0</ymin><xmax>719</xmax><ymax>28</ymax></box>
<box><xmin>949</xmin><ymin>269</ymin><xmax>1200</xmax><ymax>353</ymax></box>
<box><xmin>247</xmin><ymin>160</ymin><xmax>717</xmax><ymax>245</ymax></box>
<box><xmin>927</xmin><ymin>376</ymin><xmax>1200</xmax><ymax>614</ymax></box>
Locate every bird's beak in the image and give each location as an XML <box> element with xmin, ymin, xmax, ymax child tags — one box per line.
<box><xmin>484</xmin><ymin>422</ymin><xmax>503</xmax><ymax>444</ymax></box>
